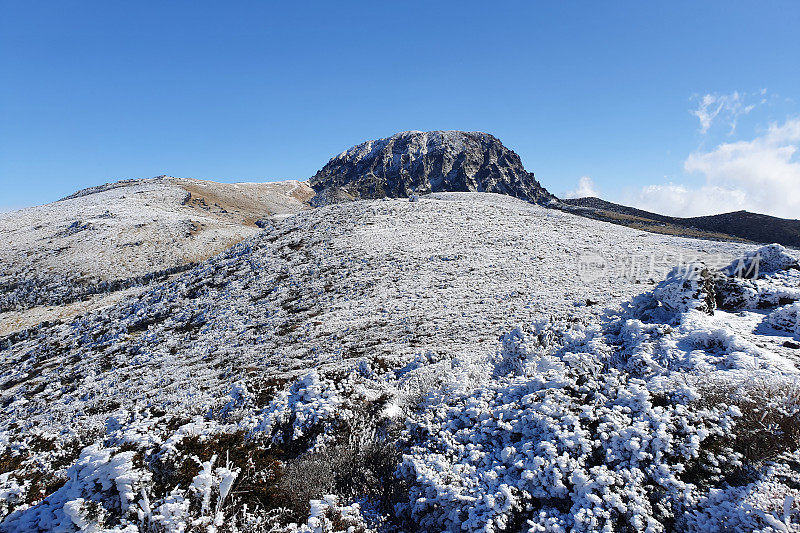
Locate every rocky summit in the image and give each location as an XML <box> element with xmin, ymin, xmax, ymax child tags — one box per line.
<box><xmin>309</xmin><ymin>130</ymin><xmax>553</xmax><ymax>204</ymax></box>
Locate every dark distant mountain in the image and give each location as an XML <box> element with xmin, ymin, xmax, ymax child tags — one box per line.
<box><xmin>563</xmin><ymin>197</ymin><xmax>800</xmax><ymax>247</ymax></box>
<box><xmin>562</xmin><ymin>197</ymin><xmax>674</xmax><ymax>223</ymax></box>
<box><xmin>309</xmin><ymin>130</ymin><xmax>553</xmax><ymax>204</ymax></box>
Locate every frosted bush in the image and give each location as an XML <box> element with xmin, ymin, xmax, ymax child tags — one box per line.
<box><xmin>154</xmin><ymin>454</ymin><xmax>240</xmax><ymax>532</ymax></box>
<box><xmin>142</xmin><ymin>455</ymin><xmax>241</xmax><ymax>533</ymax></box>
<box><xmin>608</xmin><ymin>309</ymin><xmax>771</xmax><ymax>377</ymax></box>
<box><xmin>290</xmin><ymin>494</ymin><xmax>373</xmax><ymax>533</ymax></box>
<box><xmin>3</xmin><ymin>442</ymin><xmax>249</xmax><ymax>532</ymax></box>
<box><xmin>245</xmin><ymin>371</ymin><xmax>345</xmax><ymax>448</ymax></box>
<box><xmin>681</xmin><ymin>456</ymin><xmax>800</xmax><ymax>532</ymax></box>
<box><xmin>756</xmin><ymin>277</ymin><xmax>800</xmax><ymax>308</ymax></box>
<box><xmin>2</xmin><ymin>445</ymin><xmax>149</xmax><ymax>531</ymax></box>
<box><xmin>625</xmin><ymin>265</ymin><xmax>718</xmax><ymax>325</ymax></box>
<box><xmin>143</xmin><ymin>488</ymin><xmax>191</xmax><ymax>533</ymax></box>
<box><xmin>768</xmin><ymin>303</ymin><xmax>800</xmax><ymax>337</ymax></box>
<box><xmin>0</xmin><ymin>473</ymin><xmax>25</xmax><ymax>519</ymax></box>
<box><xmin>715</xmin><ymin>268</ymin><xmax>800</xmax><ymax>311</ymax></box>
<box><xmin>723</xmin><ymin>244</ymin><xmax>798</xmax><ymax>279</ymax></box>
<box><xmin>714</xmin><ymin>276</ymin><xmax>761</xmax><ymax>310</ymax></box>
<box><xmin>398</xmin><ymin>323</ymin><xmax>741</xmax><ymax>533</ymax></box>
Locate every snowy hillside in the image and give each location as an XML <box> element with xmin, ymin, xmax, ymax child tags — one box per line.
<box><xmin>0</xmin><ymin>177</ymin><xmax>313</xmax><ymax>333</ymax></box>
<box><xmin>1</xmin><ymin>193</ymin><xmax>799</xmax><ymax>531</ymax></box>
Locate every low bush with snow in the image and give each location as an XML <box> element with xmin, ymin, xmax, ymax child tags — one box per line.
<box><xmin>769</xmin><ymin>303</ymin><xmax>800</xmax><ymax>338</ymax></box>
<box><xmin>722</xmin><ymin>243</ymin><xmax>799</xmax><ymax>279</ymax></box>
<box><xmin>394</xmin><ymin>313</ymin><xmax>800</xmax><ymax>532</ymax></box>
<box><xmin>399</xmin><ymin>332</ymin><xmax>739</xmax><ymax>532</ymax></box>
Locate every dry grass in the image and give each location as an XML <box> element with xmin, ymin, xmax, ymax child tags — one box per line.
<box><xmin>143</xmin><ymin>395</ymin><xmax>408</xmax><ymax>529</ymax></box>
<box><xmin>697</xmin><ymin>377</ymin><xmax>800</xmax><ymax>465</ymax></box>
<box><xmin>591</xmin><ymin>210</ymin><xmax>748</xmax><ymax>242</ymax></box>
<box><xmin>178</xmin><ymin>180</ymin><xmax>313</xmax><ymax>229</ymax></box>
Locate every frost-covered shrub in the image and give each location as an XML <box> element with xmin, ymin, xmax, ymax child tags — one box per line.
<box><xmin>723</xmin><ymin>244</ymin><xmax>799</xmax><ymax>279</ymax></box>
<box><xmin>714</xmin><ymin>270</ymin><xmax>800</xmax><ymax>311</ymax></box>
<box><xmin>710</xmin><ymin>245</ymin><xmax>800</xmax><ymax>311</ymax></box>
<box><xmin>2</xmin><ymin>445</ymin><xmax>148</xmax><ymax>531</ymax></box>
<box><xmin>398</xmin><ymin>323</ymin><xmax>741</xmax><ymax>533</ymax></box>
<box><xmin>610</xmin><ymin>259</ymin><xmax>800</xmax><ymax>376</ymax></box>
<box><xmin>714</xmin><ymin>275</ymin><xmax>761</xmax><ymax>311</ymax></box>
<box><xmin>143</xmin><ymin>428</ymin><xmax>291</xmax><ymax>531</ymax></box>
<box><xmin>678</xmin><ymin>312</ymin><xmax>762</xmax><ymax>370</ymax></box>
<box><xmin>612</xmin><ymin>318</ymin><xmax>676</xmax><ymax>375</ymax></box>
<box><xmin>768</xmin><ymin>303</ymin><xmax>800</xmax><ymax>337</ymax></box>
<box><xmin>290</xmin><ymin>494</ymin><xmax>372</xmax><ymax>533</ymax></box>
<box><xmin>756</xmin><ymin>278</ymin><xmax>800</xmax><ymax>309</ymax></box>
<box><xmin>278</xmin><ymin>433</ymin><xmax>405</xmax><ymax>522</ymax></box>
<box><xmin>138</xmin><ymin>450</ymin><xmax>246</xmax><ymax>533</ymax></box>
<box><xmin>607</xmin><ymin>309</ymin><xmax>771</xmax><ymax>377</ymax></box>
<box><xmin>254</xmin><ymin>386</ymin><xmax>407</xmax><ymax>524</ymax></box>
<box><xmin>0</xmin><ymin>473</ymin><xmax>25</xmax><ymax>519</ymax></box>
<box><xmin>681</xmin><ymin>455</ymin><xmax>800</xmax><ymax>532</ymax></box>
<box><xmin>3</xmin><ymin>437</ymin><xmax>277</xmax><ymax>532</ymax></box>
<box><xmin>144</xmin><ymin>375</ymin><xmax>403</xmax><ymax>530</ymax></box>
<box><xmin>244</xmin><ymin>372</ymin><xmax>345</xmax><ymax>449</ymax></box>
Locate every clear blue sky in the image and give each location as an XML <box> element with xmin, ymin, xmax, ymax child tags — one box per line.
<box><xmin>1</xmin><ymin>1</ymin><xmax>799</xmax><ymax>217</ymax></box>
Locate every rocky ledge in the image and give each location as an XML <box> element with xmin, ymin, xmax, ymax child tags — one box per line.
<box><xmin>310</xmin><ymin>130</ymin><xmax>553</xmax><ymax>204</ymax></box>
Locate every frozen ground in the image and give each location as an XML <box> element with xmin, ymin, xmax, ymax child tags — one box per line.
<box><xmin>0</xmin><ymin>177</ymin><xmax>313</xmax><ymax>321</ymax></box>
<box><xmin>0</xmin><ymin>193</ymin><xmax>798</xmax><ymax>531</ymax></box>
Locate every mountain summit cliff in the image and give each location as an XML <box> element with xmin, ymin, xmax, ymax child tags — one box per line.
<box><xmin>310</xmin><ymin>130</ymin><xmax>553</xmax><ymax>204</ymax></box>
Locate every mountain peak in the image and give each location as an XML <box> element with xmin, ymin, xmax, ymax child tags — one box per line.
<box><xmin>311</xmin><ymin>130</ymin><xmax>552</xmax><ymax>204</ymax></box>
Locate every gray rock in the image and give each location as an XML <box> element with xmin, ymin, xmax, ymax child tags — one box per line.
<box><xmin>652</xmin><ymin>264</ymin><xmax>716</xmax><ymax>315</ymax></box>
<box><xmin>714</xmin><ymin>276</ymin><xmax>760</xmax><ymax>311</ymax></box>
<box><xmin>310</xmin><ymin>131</ymin><xmax>552</xmax><ymax>204</ymax></box>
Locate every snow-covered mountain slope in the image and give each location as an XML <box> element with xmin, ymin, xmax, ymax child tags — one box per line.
<box><xmin>310</xmin><ymin>131</ymin><xmax>552</xmax><ymax>204</ymax></box>
<box><xmin>2</xmin><ymin>193</ymin><xmax>799</xmax><ymax>531</ymax></box>
<box><xmin>0</xmin><ymin>177</ymin><xmax>313</xmax><ymax>325</ymax></box>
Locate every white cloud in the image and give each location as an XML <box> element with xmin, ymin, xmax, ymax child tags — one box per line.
<box><xmin>628</xmin><ymin>118</ymin><xmax>800</xmax><ymax>219</ymax></box>
<box><xmin>630</xmin><ymin>183</ymin><xmax>749</xmax><ymax>217</ymax></box>
<box><xmin>565</xmin><ymin>176</ymin><xmax>599</xmax><ymax>199</ymax></box>
<box><xmin>691</xmin><ymin>91</ymin><xmax>756</xmax><ymax>135</ymax></box>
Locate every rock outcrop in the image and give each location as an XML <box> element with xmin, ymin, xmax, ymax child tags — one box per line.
<box><xmin>310</xmin><ymin>130</ymin><xmax>552</xmax><ymax>204</ymax></box>
<box><xmin>652</xmin><ymin>264</ymin><xmax>717</xmax><ymax>315</ymax></box>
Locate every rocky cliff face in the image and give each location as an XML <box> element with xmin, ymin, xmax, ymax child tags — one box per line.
<box><xmin>310</xmin><ymin>130</ymin><xmax>552</xmax><ymax>204</ymax></box>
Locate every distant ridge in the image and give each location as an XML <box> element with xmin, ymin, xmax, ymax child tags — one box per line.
<box><xmin>563</xmin><ymin>196</ymin><xmax>800</xmax><ymax>248</ymax></box>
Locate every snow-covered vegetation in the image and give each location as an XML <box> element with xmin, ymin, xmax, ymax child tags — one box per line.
<box><xmin>0</xmin><ymin>177</ymin><xmax>312</xmax><ymax>314</ymax></box>
<box><xmin>1</xmin><ymin>193</ymin><xmax>798</xmax><ymax>531</ymax></box>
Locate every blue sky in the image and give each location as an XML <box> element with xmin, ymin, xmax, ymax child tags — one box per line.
<box><xmin>1</xmin><ymin>1</ymin><xmax>798</xmax><ymax>217</ymax></box>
